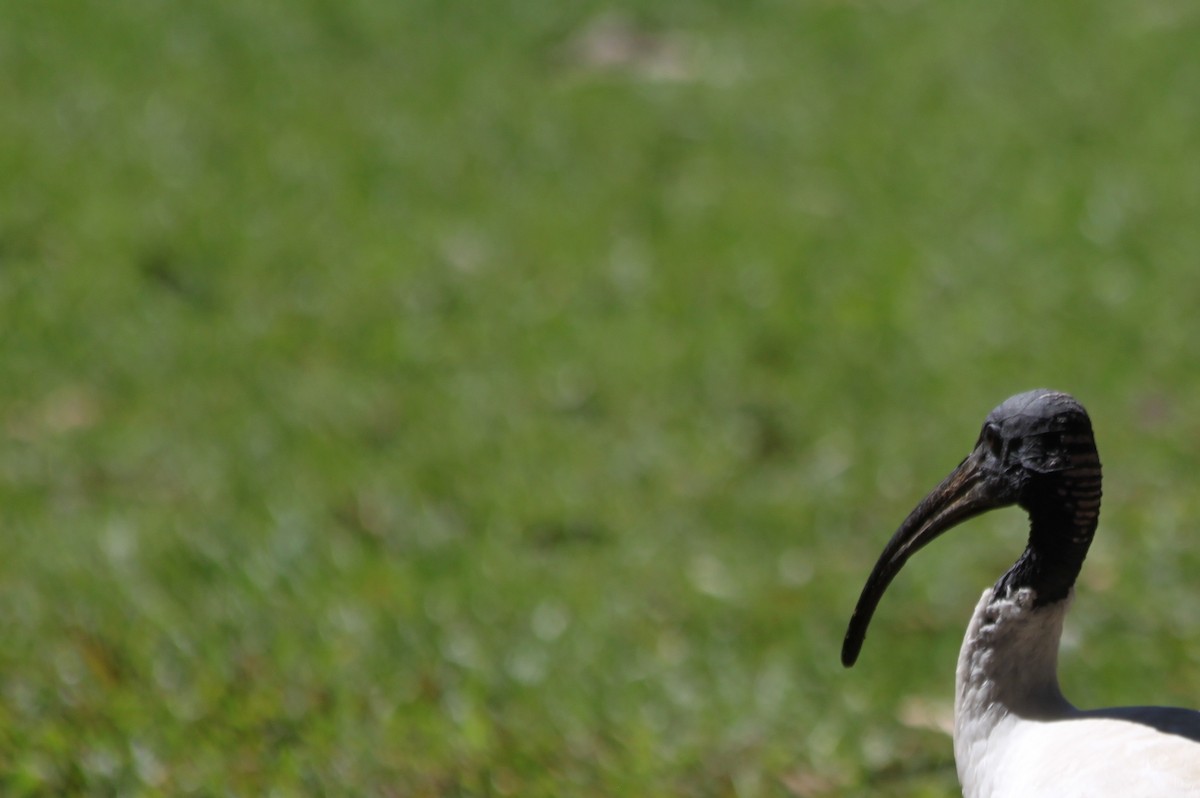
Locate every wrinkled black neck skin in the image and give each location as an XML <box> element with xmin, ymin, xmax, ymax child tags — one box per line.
<box><xmin>995</xmin><ymin>471</ymin><xmax>1100</xmax><ymax>605</ymax></box>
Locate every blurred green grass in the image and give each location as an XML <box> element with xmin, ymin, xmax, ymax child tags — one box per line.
<box><xmin>3</xmin><ymin>0</ymin><xmax>1200</xmax><ymax>794</ymax></box>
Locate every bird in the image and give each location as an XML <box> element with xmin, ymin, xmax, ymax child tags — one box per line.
<box><xmin>841</xmin><ymin>389</ymin><xmax>1200</xmax><ymax>797</ymax></box>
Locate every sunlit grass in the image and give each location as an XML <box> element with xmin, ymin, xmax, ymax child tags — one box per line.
<box><xmin>2</xmin><ymin>1</ymin><xmax>1200</xmax><ymax>794</ymax></box>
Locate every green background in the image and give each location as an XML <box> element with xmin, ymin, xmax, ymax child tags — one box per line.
<box><xmin>4</xmin><ymin>1</ymin><xmax>1200</xmax><ymax>795</ymax></box>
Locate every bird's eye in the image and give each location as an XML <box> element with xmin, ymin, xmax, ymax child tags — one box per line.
<box><xmin>982</xmin><ymin>424</ymin><xmax>1003</xmax><ymax>457</ymax></box>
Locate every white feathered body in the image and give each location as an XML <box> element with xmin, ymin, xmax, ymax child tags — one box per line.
<box><xmin>955</xmin><ymin>587</ymin><xmax>1200</xmax><ymax>798</ymax></box>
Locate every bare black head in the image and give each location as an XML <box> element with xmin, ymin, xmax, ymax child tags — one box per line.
<box><xmin>841</xmin><ymin>390</ymin><xmax>1102</xmax><ymax>667</ymax></box>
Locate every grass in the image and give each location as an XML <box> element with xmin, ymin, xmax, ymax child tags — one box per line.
<box><xmin>3</xmin><ymin>0</ymin><xmax>1200</xmax><ymax>794</ymax></box>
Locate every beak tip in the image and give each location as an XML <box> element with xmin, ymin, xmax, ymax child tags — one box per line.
<box><xmin>841</xmin><ymin>633</ymin><xmax>863</xmax><ymax>668</ymax></box>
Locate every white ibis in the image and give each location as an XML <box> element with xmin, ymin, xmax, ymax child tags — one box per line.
<box><xmin>842</xmin><ymin>390</ymin><xmax>1200</xmax><ymax>797</ymax></box>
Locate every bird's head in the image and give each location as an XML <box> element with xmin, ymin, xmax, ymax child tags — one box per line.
<box><xmin>841</xmin><ymin>390</ymin><xmax>1101</xmax><ymax>667</ymax></box>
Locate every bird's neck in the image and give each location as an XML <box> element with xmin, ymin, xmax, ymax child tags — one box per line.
<box><xmin>956</xmin><ymin>461</ymin><xmax>1102</xmax><ymax>791</ymax></box>
<box><xmin>995</xmin><ymin>468</ymin><xmax>1102</xmax><ymax>605</ymax></box>
<box><xmin>954</xmin><ymin>586</ymin><xmax>1075</xmax><ymax>789</ymax></box>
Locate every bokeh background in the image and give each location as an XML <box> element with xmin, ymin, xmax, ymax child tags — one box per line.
<box><xmin>5</xmin><ymin>1</ymin><xmax>1200</xmax><ymax>795</ymax></box>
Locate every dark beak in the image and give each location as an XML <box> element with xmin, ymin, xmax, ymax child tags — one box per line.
<box><xmin>841</xmin><ymin>448</ymin><xmax>1012</xmax><ymax>667</ymax></box>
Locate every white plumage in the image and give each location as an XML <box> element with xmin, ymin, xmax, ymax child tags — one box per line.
<box><xmin>955</xmin><ymin>588</ymin><xmax>1200</xmax><ymax>797</ymax></box>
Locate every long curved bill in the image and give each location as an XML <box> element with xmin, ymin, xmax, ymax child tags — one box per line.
<box><xmin>841</xmin><ymin>449</ymin><xmax>1008</xmax><ymax>667</ymax></box>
